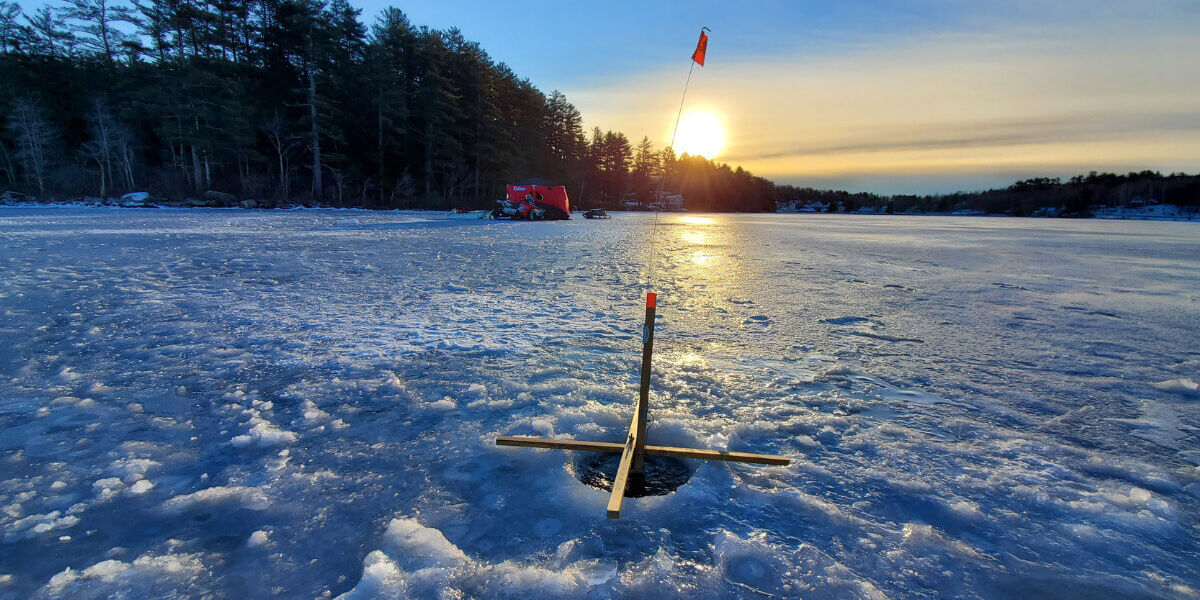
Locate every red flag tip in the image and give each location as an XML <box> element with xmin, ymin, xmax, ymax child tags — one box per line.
<box><xmin>691</xmin><ymin>30</ymin><xmax>708</xmax><ymax>66</ymax></box>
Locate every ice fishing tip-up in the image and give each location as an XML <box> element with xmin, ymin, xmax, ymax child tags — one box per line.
<box><xmin>497</xmin><ymin>293</ymin><xmax>790</xmax><ymax>519</ymax></box>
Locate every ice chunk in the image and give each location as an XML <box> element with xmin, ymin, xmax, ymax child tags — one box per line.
<box><xmin>379</xmin><ymin>518</ymin><xmax>468</xmax><ymax>570</ymax></box>
<box><xmin>338</xmin><ymin>518</ymin><xmax>599</xmax><ymax>598</ymax></box>
<box><xmin>336</xmin><ymin>551</ymin><xmax>408</xmax><ymax>599</ymax></box>
<box><xmin>302</xmin><ymin>400</ymin><xmax>331</xmax><ymax>423</ymax></box>
<box><xmin>92</xmin><ymin>478</ymin><xmax>124</xmax><ymax>500</ymax></box>
<box><xmin>573</xmin><ymin>559</ymin><xmax>617</xmax><ymax>586</ymax></box>
<box><xmin>1152</xmin><ymin>378</ymin><xmax>1198</xmax><ymax>396</ymax></box>
<box><xmin>161</xmin><ymin>486</ymin><xmax>270</xmax><ymax>513</ymax></box>
<box><xmin>1130</xmin><ymin>487</ymin><xmax>1152</xmax><ymax>503</ymax></box>
<box><xmin>379</xmin><ymin>371</ymin><xmax>404</xmax><ymax>390</ymax></box>
<box><xmin>5</xmin><ymin>511</ymin><xmax>79</xmax><ymax>541</ymax></box>
<box><xmin>948</xmin><ymin>499</ymin><xmax>983</xmax><ymax>520</ymax></box>
<box><xmin>427</xmin><ymin>397</ymin><xmax>456</xmax><ymax>411</ymax></box>
<box><xmin>231</xmin><ymin>418</ymin><xmax>298</xmax><ymax>448</ymax></box>
<box><xmin>40</xmin><ymin>552</ymin><xmax>205</xmax><ymax>598</ymax></box>
<box><xmin>901</xmin><ymin>523</ymin><xmax>982</xmax><ymax>559</ymax></box>
<box><xmin>128</xmin><ymin>480</ymin><xmax>154</xmax><ymax>495</ymax></box>
<box><xmin>110</xmin><ymin>458</ymin><xmax>160</xmax><ymax>484</ymax></box>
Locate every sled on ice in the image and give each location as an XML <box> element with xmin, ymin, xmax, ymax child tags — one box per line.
<box><xmin>448</xmin><ymin>209</ymin><xmax>490</xmax><ymax>219</ymax></box>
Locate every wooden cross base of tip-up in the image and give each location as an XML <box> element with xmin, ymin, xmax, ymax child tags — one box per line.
<box><xmin>497</xmin><ymin>292</ymin><xmax>791</xmax><ymax>519</ymax></box>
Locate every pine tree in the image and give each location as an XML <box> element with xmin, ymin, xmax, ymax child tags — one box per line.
<box><xmin>544</xmin><ymin>90</ymin><xmax>584</xmax><ymax>170</ymax></box>
<box><xmin>269</xmin><ymin>0</ymin><xmax>332</xmax><ymax>200</ymax></box>
<box><xmin>367</xmin><ymin>8</ymin><xmax>413</xmax><ymax>206</ymax></box>
<box><xmin>412</xmin><ymin>28</ymin><xmax>459</xmax><ymax>204</ymax></box>
<box><xmin>62</xmin><ymin>0</ymin><xmax>139</xmax><ymax>66</ymax></box>
<box><xmin>443</xmin><ymin>28</ymin><xmax>506</xmax><ymax>205</ymax></box>
<box><xmin>27</xmin><ymin>7</ymin><xmax>74</xmax><ymax>57</ymax></box>
<box><xmin>321</xmin><ymin>0</ymin><xmax>366</xmax><ymax>205</ymax></box>
<box><xmin>0</xmin><ymin>2</ymin><xmax>28</xmax><ymax>54</ymax></box>
<box><xmin>633</xmin><ymin>136</ymin><xmax>656</xmax><ymax>177</ymax></box>
<box><xmin>131</xmin><ymin>0</ymin><xmax>170</xmax><ymax>62</ymax></box>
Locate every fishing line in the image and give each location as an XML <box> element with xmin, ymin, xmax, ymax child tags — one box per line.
<box><xmin>647</xmin><ymin>27</ymin><xmax>709</xmax><ymax>294</ymax></box>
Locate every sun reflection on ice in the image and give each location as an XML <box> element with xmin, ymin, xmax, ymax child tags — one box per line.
<box><xmin>676</xmin><ymin>352</ymin><xmax>706</xmax><ymax>365</ymax></box>
<box><xmin>648</xmin><ymin>214</ymin><xmax>757</xmax><ymax>318</ymax></box>
<box><xmin>677</xmin><ymin>216</ymin><xmax>717</xmax><ymax>269</ymax></box>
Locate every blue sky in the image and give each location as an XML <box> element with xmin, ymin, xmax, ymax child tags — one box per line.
<box><xmin>358</xmin><ymin>1</ymin><xmax>1200</xmax><ymax>193</ymax></box>
<box><xmin>22</xmin><ymin>0</ymin><xmax>1200</xmax><ymax>193</ymax></box>
<box><xmin>386</xmin><ymin>2</ymin><xmax>946</xmax><ymax>90</ymax></box>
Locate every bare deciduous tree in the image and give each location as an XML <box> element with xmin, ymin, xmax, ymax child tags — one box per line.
<box><xmin>7</xmin><ymin>97</ymin><xmax>55</xmax><ymax>195</ymax></box>
<box><xmin>263</xmin><ymin>113</ymin><xmax>298</xmax><ymax>203</ymax></box>
<box><xmin>79</xmin><ymin>100</ymin><xmax>135</xmax><ymax>198</ymax></box>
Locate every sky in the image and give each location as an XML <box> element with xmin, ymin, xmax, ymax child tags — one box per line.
<box><xmin>379</xmin><ymin>0</ymin><xmax>1200</xmax><ymax>194</ymax></box>
<box><xmin>24</xmin><ymin>0</ymin><xmax>1200</xmax><ymax>194</ymax></box>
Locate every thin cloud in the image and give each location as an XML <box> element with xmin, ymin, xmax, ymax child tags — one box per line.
<box><xmin>728</xmin><ymin>112</ymin><xmax>1200</xmax><ymax>162</ymax></box>
<box><xmin>567</xmin><ymin>9</ymin><xmax>1200</xmax><ymax>193</ymax></box>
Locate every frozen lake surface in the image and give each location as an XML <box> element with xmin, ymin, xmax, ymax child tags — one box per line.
<box><xmin>0</xmin><ymin>208</ymin><xmax>1197</xmax><ymax>599</ymax></box>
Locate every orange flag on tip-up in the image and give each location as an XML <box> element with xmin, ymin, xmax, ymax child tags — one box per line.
<box><xmin>691</xmin><ymin>28</ymin><xmax>709</xmax><ymax>66</ymax></box>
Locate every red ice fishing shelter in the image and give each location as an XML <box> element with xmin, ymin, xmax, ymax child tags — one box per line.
<box><xmin>507</xmin><ymin>185</ymin><xmax>571</xmax><ymax>220</ymax></box>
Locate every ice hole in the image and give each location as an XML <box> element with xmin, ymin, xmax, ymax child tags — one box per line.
<box><xmin>571</xmin><ymin>453</ymin><xmax>694</xmax><ymax>497</ymax></box>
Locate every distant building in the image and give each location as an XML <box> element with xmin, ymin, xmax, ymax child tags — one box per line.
<box><xmin>651</xmin><ymin>192</ymin><xmax>686</xmax><ymax>211</ymax></box>
<box><xmin>775</xmin><ymin>200</ymin><xmax>831</xmax><ymax>212</ymax></box>
<box><xmin>622</xmin><ymin>191</ymin><xmax>687</xmax><ymax>211</ymax></box>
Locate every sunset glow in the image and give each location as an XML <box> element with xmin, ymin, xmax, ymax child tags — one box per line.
<box><xmin>673</xmin><ymin>110</ymin><xmax>726</xmax><ymax>159</ymax></box>
<box><xmin>555</xmin><ymin>3</ymin><xmax>1200</xmax><ymax>194</ymax></box>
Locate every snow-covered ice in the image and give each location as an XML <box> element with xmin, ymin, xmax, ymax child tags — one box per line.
<box><xmin>0</xmin><ymin>208</ymin><xmax>1198</xmax><ymax>598</ymax></box>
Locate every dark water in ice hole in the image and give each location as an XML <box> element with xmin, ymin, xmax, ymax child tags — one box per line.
<box><xmin>573</xmin><ymin>453</ymin><xmax>694</xmax><ymax>497</ymax></box>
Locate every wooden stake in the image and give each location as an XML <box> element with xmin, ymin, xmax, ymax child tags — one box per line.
<box><xmin>497</xmin><ymin>436</ymin><xmax>790</xmax><ymax>466</ymax></box>
<box><xmin>495</xmin><ymin>292</ymin><xmax>791</xmax><ymax>520</ymax></box>
<box><xmin>606</xmin><ymin>409</ymin><xmax>641</xmax><ymax>519</ymax></box>
<box><xmin>633</xmin><ymin>292</ymin><xmax>656</xmax><ymax>474</ymax></box>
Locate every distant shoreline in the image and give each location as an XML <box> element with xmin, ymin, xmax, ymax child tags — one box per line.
<box><xmin>2</xmin><ymin>201</ymin><xmax>1197</xmax><ymax>222</ymax></box>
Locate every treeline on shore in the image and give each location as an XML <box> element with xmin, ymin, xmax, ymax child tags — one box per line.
<box><xmin>0</xmin><ymin>0</ymin><xmax>774</xmax><ymax>211</ymax></box>
<box><xmin>0</xmin><ymin>0</ymin><xmax>1192</xmax><ymax>217</ymax></box>
<box><xmin>780</xmin><ymin>171</ymin><xmax>1200</xmax><ymax>217</ymax></box>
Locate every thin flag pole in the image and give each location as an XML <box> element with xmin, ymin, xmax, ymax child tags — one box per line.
<box><xmin>647</xmin><ymin>27</ymin><xmax>708</xmax><ymax>290</ymax></box>
<box><xmin>667</xmin><ymin>59</ymin><xmax>698</xmax><ymax>155</ymax></box>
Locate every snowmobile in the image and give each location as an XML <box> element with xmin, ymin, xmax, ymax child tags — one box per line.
<box><xmin>493</xmin><ymin>195</ymin><xmax>545</xmax><ymax>220</ymax></box>
<box><xmin>583</xmin><ymin>208</ymin><xmax>610</xmax><ymax>219</ymax></box>
<box><xmin>492</xmin><ymin>184</ymin><xmax>571</xmax><ymax>220</ymax></box>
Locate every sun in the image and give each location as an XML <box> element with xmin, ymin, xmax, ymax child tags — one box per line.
<box><xmin>673</xmin><ymin>110</ymin><xmax>725</xmax><ymax>159</ymax></box>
